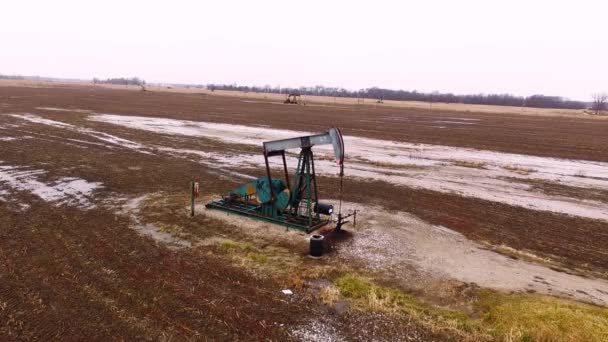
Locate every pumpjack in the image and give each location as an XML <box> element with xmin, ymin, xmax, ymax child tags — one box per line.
<box><xmin>206</xmin><ymin>128</ymin><xmax>346</xmax><ymax>232</ymax></box>
<box><xmin>284</xmin><ymin>93</ymin><xmax>302</xmax><ymax>104</ymax></box>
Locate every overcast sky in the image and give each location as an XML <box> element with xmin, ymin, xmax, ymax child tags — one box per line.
<box><xmin>1</xmin><ymin>0</ymin><xmax>606</xmax><ymax>100</ymax></box>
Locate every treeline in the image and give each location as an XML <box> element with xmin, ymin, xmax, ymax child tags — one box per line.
<box><xmin>208</xmin><ymin>84</ymin><xmax>587</xmax><ymax>110</ymax></box>
<box><xmin>0</xmin><ymin>74</ymin><xmax>26</xmax><ymax>80</ymax></box>
<box><xmin>93</xmin><ymin>77</ymin><xmax>145</xmax><ymax>86</ymax></box>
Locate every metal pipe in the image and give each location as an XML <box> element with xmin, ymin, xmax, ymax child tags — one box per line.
<box><xmin>263</xmin><ymin>152</ymin><xmax>276</xmax><ymax>203</ymax></box>
<box><xmin>306</xmin><ymin>150</ymin><xmax>312</xmax><ymax>226</ymax></box>
<box><xmin>310</xmin><ymin>149</ymin><xmax>320</xmax><ymax>220</ymax></box>
<box><xmin>282</xmin><ymin>151</ymin><xmax>291</xmax><ymax>193</ymax></box>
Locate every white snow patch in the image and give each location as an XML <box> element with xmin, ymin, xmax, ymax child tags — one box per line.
<box><xmin>9</xmin><ymin>114</ymin><xmax>149</xmax><ymax>153</ymax></box>
<box><xmin>10</xmin><ymin>113</ymin><xmax>75</xmax><ymax>129</ymax></box>
<box><xmin>157</xmin><ymin>147</ymin><xmax>258</xmax><ymax>180</ymax></box>
<box><xmin>0</xmin><ymin>163</ymin><xmax>102</xmax><ymax>209</ymax></box>
<box><xmin>88</xmin><ymin>131</ymin><xmax>146</xmax><ymax>150</ymax></box>
<box><xmin>88</xmin><ymin>114</ymin><xmax>608</xmax><ymax>221</ymax></box>
<box><xmin>36</xmin><ymin>107</ymin><xmax>92</xmax><ymax>113</ymax></box>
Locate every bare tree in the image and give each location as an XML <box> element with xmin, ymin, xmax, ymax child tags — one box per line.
<box><xmin>592</xmin><ymin>93</ymin><xmax>607</xmax><ymax>115</ymax></box>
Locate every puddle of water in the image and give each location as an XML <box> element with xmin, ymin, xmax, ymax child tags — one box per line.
<box><xmin>89</xmin><ymin>131</ymin><xmax>146</xmax><ymax>150</ymax></box>
<box><xmin>9</xmin><ymin>113</ymin><xmax>606</xmax><ymax>220</ymax></box>
<box><xmin>123</xmin><ymin>195</ymin><xmax>191</xmax><ymax>248</ymax></box>
<box><xmin>35</xmin><ymin>107</ymin><xmax>92</xmax><ymax>113</ymax></box>
<box><xmin>87</xmin><ymin>114</ymin><xmax>608</xmax><ymax>221</ymax></box>
<box><xmin>158</xmin><ymin>147</ymin><xmax>258</xmax><ymax>180</ymax></box>
<box><xmin>11</xmin><ymin>113</ymin><xmax>74</xmax><ymax>128</ymax></box>
<box><xmin>0</xmin><ymin>163</ymin><xmax>102</xmax><ymax>209</ymax></box>
<box><xmin>10</xmin><ymin>114</ymin><xmax>149</xmax><ymax>153</ymax></box>
<box><xmin>88</xmin><ymin>113</ymin><xmax>608</xmax><ymax>177</ymax></box>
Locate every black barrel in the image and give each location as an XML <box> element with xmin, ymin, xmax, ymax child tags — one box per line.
<box><xmin>309</xmin><ymin>234</ymin><xmax>325</xmax><ymax>258</ymax></box>
<box><xmin>314</xmin><ymin>202</ymin><xmax>334</xmax><ymax>215</ymax></box>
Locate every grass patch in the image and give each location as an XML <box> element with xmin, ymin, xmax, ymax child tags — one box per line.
<box><xmin>335</xmin><ymin>274</ymin><xmax>373</xmax><ymax>299</ymax></box>
<box><xmin>477</xmin><ymin>289</ymin><xmax>608</xmax><ymax>342</ymax></box>
<box><xmin>453</xmin><ymin>160</ymin><xmax>487</xmax><ymax>169</ymax></box>
<box><xmin>367</xmin><ymin>160</ymin><xmax>427</xmax><ymax>171</ymax></box>
<box><xmin>319</xmin><ymin>285</ymin><xmax>340</xmax><ymax>306</ymax></box>
<box><xmin>156</xmin><ymin>222</ymin><xmax>191</xmax><ymax>240</ymax></box>
<box><xmin>217</xmin><ymin>239</ymin><xmax>318</xmax><ymax>279</ymax></box>
<box><xmin>335</xmin><ymin>274</ymin><xmax>481</xmax><ymax>336</ymax></box>
<box><xmin>491</xmin><ymin>244</ymin><xmax>552</xmax><ymax>263</ymax></box>
<box><xmin>219</xmin><ymin>240</ymin><xmax>254</xmax><ymax>254</ymax></box>
<box><xmin>285</xmin><ymin>273</ymin><xmax>306</xmax><ymax>290</ymax></box>
<box><xmin>334</xmin><ymin>274</ymin><xmax>608</xmax><ymax>341</ymax></box>
<box><xmin>247</xmin><ymin>252</ymin><xmax>268</xmax><ymax>263</ymax></box>
<box><xmin>503</xmin><ymin>164</ymin><xmax>536</xmax><ymax>175</ymax></box>
<box><xmin>219</xmin><ymin>241</ymin><xmax>239</xmax><ymax>253</ymax></box>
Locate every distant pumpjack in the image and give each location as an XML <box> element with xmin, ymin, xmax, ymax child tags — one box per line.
<box><xmin>284</xmin><ymin>93</ymin><xmax>302</xmax><ymax>105</ymax></box>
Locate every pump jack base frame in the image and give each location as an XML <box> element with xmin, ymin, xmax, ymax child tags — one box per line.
<box><xmin>205</xmin><ymin>199</ymin><xmax>329</xmax><ymax>233</ymax></box>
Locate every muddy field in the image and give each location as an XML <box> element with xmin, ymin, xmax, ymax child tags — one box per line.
<box><xmin>1</xmin><ymin>84</ymin><xmax>608</xmax><ymax>341</ymax></box>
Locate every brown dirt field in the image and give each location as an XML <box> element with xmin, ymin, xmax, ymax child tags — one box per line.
<box><xmin>2</xmin><ymin>84</ymin><xmax>608</xmax><ymax>274</ymax></box>
<box><xmin>0</xmin><ymin>86</ymin><xmax>470</xmax><ymax>340</ymax></box>
<box><xmin>0</xmin><ymin>200</ymin><xmax>453</xmax><ymax>341</ymax></box>
<box><xmin>4</xmin><ymin>79</ymin><xmax>600</xmax><ymax>118</ymax></box>
<box><xmin>327</xmin><ymin>178</ymin><xmax>608</xmax><ymax>277</ymax></box>
<box><xmin>2</xmin><ymin>83</ymin><xmax>608</xmax><ymax>339</ymax></box>
<box><xmin>3</xmin><ymin>84</ymin><xmax>608</xmax><ymax>162</ymax></box>
<box><xmin>502</xmin><ymin>177</ymin><xmax>608</xmax><ymax>203</ymax></box>
<box><xmin>0</xmin><ymin>202</ymin><xmax>293</xmax><ymax>340</ymax></box>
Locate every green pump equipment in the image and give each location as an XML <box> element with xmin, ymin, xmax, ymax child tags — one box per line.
<box><xmin>205</xmin><ymin>127</ymin><xmax>345</xmax><ymax>232</ymax></box>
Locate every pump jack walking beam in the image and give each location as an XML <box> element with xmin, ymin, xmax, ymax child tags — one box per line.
<box><xmin>262</xmin><ymin>128</ymin><xmax>344</xmax><ymax>206</ymax></box>
<box><xmin>263</xmin><ymin>128</ymin><xmax>345</xmax><ymax>159</ymax></box>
